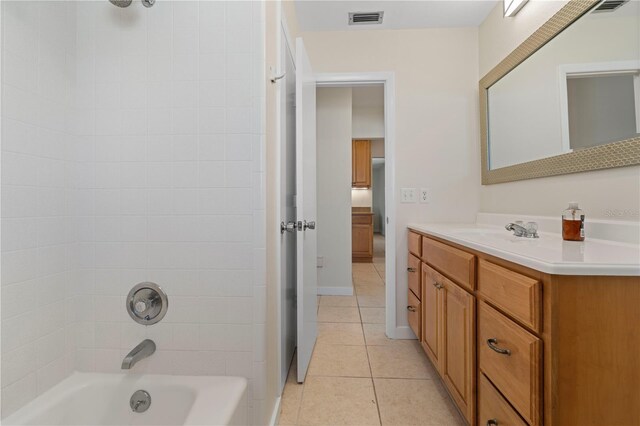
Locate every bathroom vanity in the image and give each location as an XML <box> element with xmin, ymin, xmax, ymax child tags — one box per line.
<box><xmin>406</xmin><ymin>223</ymin><xmax>640</xmax><ymax>426</ymax></box>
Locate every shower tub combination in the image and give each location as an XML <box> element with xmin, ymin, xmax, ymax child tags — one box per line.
<box><xmin>3</xmin><ymin>373</ymin><xmax>248</xmax><ymax>426</ymax></box>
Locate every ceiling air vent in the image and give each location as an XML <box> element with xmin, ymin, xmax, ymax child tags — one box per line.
<box><xmin>592</xmin><ymin>0</ymin><xmax>629</xmax><ymax>13</ymax></box>
<box><xmin>349</xmin><ymin>11</ymin><xmax>384</xmax><ymax>25</ymax></box>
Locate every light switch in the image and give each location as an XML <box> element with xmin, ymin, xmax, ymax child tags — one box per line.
<box><xmin>401</xmin><ymin>188</ymin><xmax>417</xmax><ymax>203</ymax></box>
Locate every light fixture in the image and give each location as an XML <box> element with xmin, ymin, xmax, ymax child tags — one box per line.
<box><xmin>503</xmin><ymin>0</ymin><xmax>528</xmax><ymax>17</ymax></box>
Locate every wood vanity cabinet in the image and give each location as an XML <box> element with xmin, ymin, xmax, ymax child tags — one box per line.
<box><xmin>352</xmin><ymin>140</ymin><xmax>371</xmax><ymax>188</ymax></box>
<box><xmin>407</xmin><ymin>229</ymin><xmax>640</xmax><ymax>426</ymax></box>
<box><xmin>416</xmin><ymin>240</ymin><xmax>476</xmax><ymax>423</ymax></box>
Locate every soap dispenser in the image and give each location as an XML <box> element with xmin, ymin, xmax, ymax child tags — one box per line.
<box><xmin>562</xmin><ymin>202</ymin><xmax>585</xmax><ymax>241</ymax></box>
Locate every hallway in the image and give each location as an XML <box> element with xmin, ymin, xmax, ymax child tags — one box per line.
<box><xmin>278</xmin><ymin>234</ymin><xmax>464</xmax><ymax>425</ymax></box>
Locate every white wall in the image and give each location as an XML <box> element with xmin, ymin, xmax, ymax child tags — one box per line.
<box><xmin>2</xmin><ymin>1</ymin><xmax>269</xmax><ymax>422</ymax></box>
<box><xmin>371</xmin><ymin>139</ymin><xmax>385</xmax><ymax>157</ymax></box>
<box><xmin>567</xmin><ymin>75</ymin><xmax>638</xmax><ymax>149</ymax></box>
<box><xmin>1</xmin><ymin>1</ymin><xmax>78</xmax><ymax>416</ymax></box>
<box><xmin>352</xmin><ymin>106</ymin><xmax>385</xmax><ymax>139</ymax></box>
<box><xmin>479</xmin><ymin>1</ymin><xmax>640</xmax><ymax>221</ymax></box>
<box><xmin>316</xmin><ymin>88</ymin><xmax>353</xmax><ymax>293</ymax></box>
<box><xmin>302</xmin><ymin>27</ymin><xmax>480</xmax><ymax>332</ymax></box>
<box><xmin>351</xmin><ymin>188</ymin><xmax>373</xmax><ymax>207</ymax></box>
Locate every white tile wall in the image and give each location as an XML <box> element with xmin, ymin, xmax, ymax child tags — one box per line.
<box><xmin>1</xmin><ymin>0</ymin><xmax>266</xmax><ymax>422</ymax></box>
<box><xmin>1</xmin><ymin>1</ymin><xmax>79</xmax><ymax>417</ymax></box>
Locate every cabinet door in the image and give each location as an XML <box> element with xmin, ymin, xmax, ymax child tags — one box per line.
<box><xmin>421</xmin><ymin>263</ymin><xmax>442</xmax><ymax>370</ymax></box>
<box><xmin>352</xmin><ymin>140</ymin><xmax>371</xmax><ymax>188</ymax></box>
<box><xmin>352</xmin><ymin>224</ymin><xmax>373</xmax><ymax>258</ymax></box>
<box><xmin>442</xmin><ymin>278</ymin><xmax>475</xmax><ymax>423</ymax></box>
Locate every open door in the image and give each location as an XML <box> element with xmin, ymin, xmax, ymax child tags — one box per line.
<box><xmin>295</xmin><ymin>37</ymin><xmax>318</xmax><ymax>383</ymax></box>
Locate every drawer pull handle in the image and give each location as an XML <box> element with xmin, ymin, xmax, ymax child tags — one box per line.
<box><xmin>407</xmin><ymin>305</ymin><xmax>416</xmax><ymax>312</ymax></box>
<box><xmin>487</xmin><ymin>420</ymin><xmax>498</xmax><ymax>426</ymax></box>
<box><xmin>432</xmin><ymin>282</ymin><xmax>443</xmax><ymax>289</ymax></box>
<box><xmin>407</xmin><ymin>267</ymin><xmax>416</xmax><ymax>273</ymax></box>
<box><xmin>487</xmin><ymin>338</ymin><xmax>511</xmax><ymax>355</ymax></box>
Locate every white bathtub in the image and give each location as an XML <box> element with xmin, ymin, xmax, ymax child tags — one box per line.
<box><xmin>3</xmin><ymin>372</ymin><xmax>247</xmax><ymax>426</ymax></box>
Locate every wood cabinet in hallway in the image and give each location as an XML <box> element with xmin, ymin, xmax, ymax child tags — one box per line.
<box><xmin>352</xmin><ymin>140</ymin><xmax>371</xmax><ymax>188</ymax></box>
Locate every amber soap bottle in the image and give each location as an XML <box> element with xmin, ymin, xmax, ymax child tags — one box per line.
<box><xmin>562</xmin><ymin>202</ymin><xmax>585</xmax><ymax>241</ymax></box>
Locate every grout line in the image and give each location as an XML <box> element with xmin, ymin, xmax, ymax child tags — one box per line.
<box><xmin>355</xmin><ymin>261</ymin><xmax>384</xmax><ymax>426</ymax></box>
<box><xmin>361</xmin><ymin>294</ymin><xmax>383</xmax><ymax>426</ymax></box>
<box><xmin>294</xmin><ymin>375</ymin><xmax>305</xmax><ymax>426</ymax></box>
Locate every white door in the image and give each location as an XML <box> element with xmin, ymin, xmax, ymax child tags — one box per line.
<box><xmin>295</xmin><ymin>37</ymin><xmax>318</xmax><ymax>383</ymax></box>
<box><xmin>279</xmin><ymin>28</ymin><xmax>297</xmax><ymax>392</ymax></box>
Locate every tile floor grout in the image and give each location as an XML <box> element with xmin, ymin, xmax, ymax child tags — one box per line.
<box><xmin>364</xmin><ymin>240</ymin><xmax>385</xmax><ymax>425</ymax></box>
<box><xmin>279</xmin><ymin>235</ymin><xmax>464</xmax><ymax>425</ymax></box>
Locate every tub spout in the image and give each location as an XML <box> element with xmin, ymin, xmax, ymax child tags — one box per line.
<box><xmin>122</xmin><ymin>339</ymin><xmax>156</xmax><ymax>369</ymax></box>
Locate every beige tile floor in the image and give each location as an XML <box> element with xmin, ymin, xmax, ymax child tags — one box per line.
<box><xmin>278</xmin><ymin>235</ymin><xmax>465</xmax><ymax>425</ymax></box>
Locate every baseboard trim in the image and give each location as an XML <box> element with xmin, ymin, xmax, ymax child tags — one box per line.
<box><xmin>269</xmin><ymin>396</ymin><xmax>281</xmax><ymax>426</ymax></box>
<box><xmin>394</xmin><ymin>325</ymin><xmax>418</xmax><ymax>340</ymax></box>
<box><xmin>317</xmin><ymin>286</ymin><xmax>354</xmax><ymax>296</ymax></box>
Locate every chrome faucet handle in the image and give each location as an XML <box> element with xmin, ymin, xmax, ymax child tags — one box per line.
<box><xmin>525</xmin><ymin>222</ymin><xmax>539</xmax><ymax>238</ymax></box>
<box><xmin>505</xmin><ymin>221</ymin><xmax>539</xmax><ymax>238</ymax></box>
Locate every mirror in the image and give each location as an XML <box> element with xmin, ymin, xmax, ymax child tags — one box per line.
<box><xmin>480</xmin><ymin>0</ymin><xmax>640</xmax><ymax>184</ymax></box>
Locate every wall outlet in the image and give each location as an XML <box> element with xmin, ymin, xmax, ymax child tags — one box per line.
<box><xmin>420</xmin><ymin>188</ymin><xmax>430</xmax><ymax>203</ymax></box>
<box><xmin>317</xmin><ymin>256</ymin><xmax>324</xmax><ymax>268</ymax></box>
<box><xmin>401</xmin><ymin>188</ymin><xmax>417</xmax><ymax>203</ymax></box>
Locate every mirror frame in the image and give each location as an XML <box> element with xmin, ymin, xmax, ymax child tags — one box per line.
<box><xmin>480</xmin><ymin>0</ymin><xmax>640</xmax><ymax>185</ymax></box>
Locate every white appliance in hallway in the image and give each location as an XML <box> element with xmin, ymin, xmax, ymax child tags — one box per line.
<box><xmin>295</xmin><ymin>38</ymin><xmax>319</xmax><ymax>382</ymax></box>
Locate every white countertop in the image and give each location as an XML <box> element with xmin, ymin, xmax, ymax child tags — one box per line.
<box><xmin>408</xmin><ymin>222</ymin><xmax>640</xmax><ymax>276</ymax></box>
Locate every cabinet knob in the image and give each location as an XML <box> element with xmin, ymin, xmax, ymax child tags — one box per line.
<box><xmin>407</xmin><ymin>267</ymin><xmax>416</xmax><ymax>273</ymax></box>
<box><xmin>432</xmin><ymin>281</ymin><xmax>443</xmax><ymax>289</ymax></box>
<box><xmin>407</xmin><ymin>305</ymin><xmax>416</xmax><ymax>312</ymax></box>
<box><xmin>487</xmin><ymin>420</ymin><xmax>498</xmax><ymax>426</ymax></box>
<box><xmin>487</xmin><ymin>338</ymin><xmax>511</xmax><ymax>356</ymax></box>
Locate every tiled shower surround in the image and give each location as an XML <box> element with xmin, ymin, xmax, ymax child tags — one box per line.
<box><xmin>1</xmin><ymin>1</ymin><xmax>267</xmax><ymax>422</ymax></box>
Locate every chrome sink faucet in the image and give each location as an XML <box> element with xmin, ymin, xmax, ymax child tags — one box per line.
<box><xmin>122</xmin><ymin>339</ymin><xmax>156</xmax><ymax>369</ymax></box>
<box><xmin>505</xmin><ymin>221</ymin><xmax>539</xmax><ymax>238</ymax></box>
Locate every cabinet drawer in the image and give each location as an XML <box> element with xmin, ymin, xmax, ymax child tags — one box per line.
<box><xmin>407</xmin><ymin>253</ymin><xmax>421</xmax><ymax>299</ymax></box>
<box><xmin>479</xmin><ymin>302</ymin><xmax>541</xmax><ymax>425</ymax></box>
<box><xmin>422</xmin><ymin>237</ymin><xmax>475</xmax><ymax>291</ymax></box>
<box><xmin>479</xmin><ymin>373</ymin><xmax>527</xmax><ymax>426</ymax></box>
<box><xmin>478</xmin><ymin>259</ymin><xmax>541</xmax><ymax>332</ymax></box>
<box><xmin>408</xmin><ymin>231</ymin><xmax>421</xmax><ymax>257</ymax></box>
<box><xmin>352</xmin><ymin>214</ymin><xmax>372</xmax><ymax>225</ymax></box>
<box><xmin>407</xmin><ymin>290</ymin><xmax>421</xmax><ymax>339</ymax></box>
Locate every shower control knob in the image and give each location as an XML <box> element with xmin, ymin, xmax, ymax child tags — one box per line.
<box><xmin>135</xmin><ymin>300</ymin><xmax>148</xmax><ymax>314</ymax></box>
<box><xmin>126</xmin><ymin>282</ymin><xmax>168</xmax><ymax>325</ymax></box>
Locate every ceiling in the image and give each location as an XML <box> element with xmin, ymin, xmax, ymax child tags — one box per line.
<box><xmin>294</xmin><ymin>0</ymin><xmax>499</xmax><ymax>32</ymax></box>
<box><xmin>352</xmin><ymin>85</ymin><xmax>384</xmax><ymax>108</ymax></box>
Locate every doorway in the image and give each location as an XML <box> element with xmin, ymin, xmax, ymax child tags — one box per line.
<box><xmin>315</xmin><ymin>73</ymin><xmax>397</xmax><ymax>340</ymax></box>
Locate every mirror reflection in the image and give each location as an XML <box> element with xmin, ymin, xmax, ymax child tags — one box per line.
<box><xmin>487</xmin><ymin>0</ymin><xmax>639</xmax><ymax>170</ymax></box>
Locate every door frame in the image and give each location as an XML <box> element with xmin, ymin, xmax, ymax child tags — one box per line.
<box><xmin>315</xmin><ymin>72</ymin><xmax>400</xmax><ymax>339</ymax></box>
